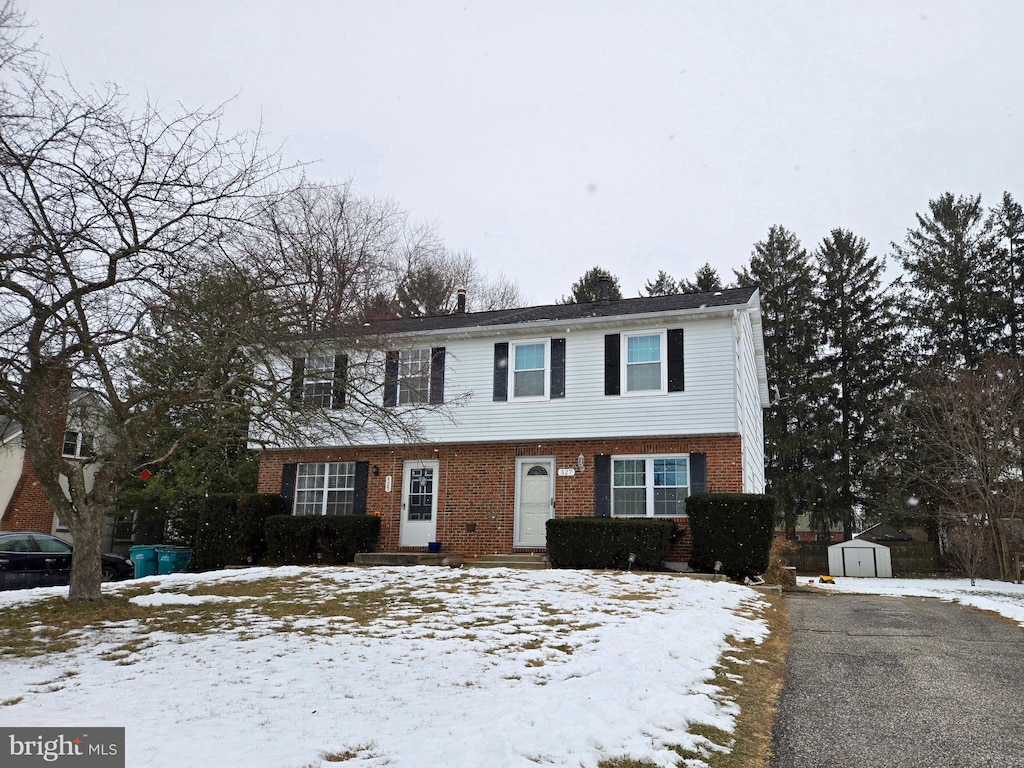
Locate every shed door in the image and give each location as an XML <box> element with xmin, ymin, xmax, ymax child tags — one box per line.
<box><xmin>842</xmin><ymin>547</ymin><xmax>878</xmax><ymax>577</ymax></box>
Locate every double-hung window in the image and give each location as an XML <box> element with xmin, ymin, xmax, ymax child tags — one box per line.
<box><xmin>385</xmin><ymin>347</ymin><xmax>445</xmax><ymax>407</ymax></box>
<box><xmin>62</xmin><ymin>430</ymin><xmax>94</xmax><ymax>459</ymax></box>
<box><xmin>399</xmin><ymin>348</ymin><xmax>432</xmax><ymax>405</ymax></box>
<box><xmin>612</xmin><ymin>455</ymin><xmax>689</xmax><ymax>517</ymax></box>
<box><xmin>624</xmin><ymin>332</ymin><xmax>666</xmax><ymax>394</ymax></box>
<box><xmin>293</xmin><ymin>354</ymin><xmax>347</xmax><ymax>409</ymax></box>
<box><xmin>293</xmin><ymin>462</ymin><xmax>356</xmax><ymax>516</ymax></box>
<box><xmin>512</xmin><ymin>341</ymin><xmax>548</xmax><ymax>399</ymax></box>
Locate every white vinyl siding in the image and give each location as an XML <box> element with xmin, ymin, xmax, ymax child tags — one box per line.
<box><xmin>255</xmin><ymin>313</ymin><xmax>755</xmax><ymax>449</ymax></box>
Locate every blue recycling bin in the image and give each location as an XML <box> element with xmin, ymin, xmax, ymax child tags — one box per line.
<box><xmin>129</xmin><ymin>545</ymin><xmax>159</xmax><ymax>578</ymax></box>
<box><xmin>156</xmin><ymin>546</ymin><xmax>193</xmax><ymax>575</ymax></box>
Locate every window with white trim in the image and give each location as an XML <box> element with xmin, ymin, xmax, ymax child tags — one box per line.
<box><xmin>399</xmin><ymin>348</ymin><xmax>431</xmax><ymax>405</ymax></box>
<box><xmin>293</xmin><ymin>462</ymin><xmax>356</xmax><ymax>516</ymax></box>
<box><xmin>301</xmin><ymin>355</ymin><xmax>336</xmax><ymax>407</ymax></box>
<box><xmin>511</xmin><ymin>340</ymin><xmax>548</xmax><ymax>399</ymax></box>
<box><xmin>612</xmin><ymin>455</ymin><xmax>689</xmax><ymax>517</ymax></box>
<box><xmin>62</xmin><ymin>430</ymin><xmax>94</xmax><ymax>459</ymax></box>
<box><xmin>623</xmin><ymin>331</ymin><xmax>666</xmax><ymax>394</ymax></box>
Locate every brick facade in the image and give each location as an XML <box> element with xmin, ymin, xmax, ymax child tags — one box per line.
<box><xmin>256</xmin><ymin>434</ymin><xmax>744</xmax><ymax>562</ymax></box>
<box><xmin>0</xmin><ymin>453</ymin><xmax>58</xmax><ymax>532</ymax></box>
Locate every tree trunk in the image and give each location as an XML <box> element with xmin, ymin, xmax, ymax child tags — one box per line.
<box><xmin>65</xmin><ymin>504</ymin><xmax>105</xmax><ymax>602</ymax></box>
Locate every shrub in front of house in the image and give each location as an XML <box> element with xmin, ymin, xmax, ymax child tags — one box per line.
<box><xmin>546</xmin><ymin>517</ymin><xmax>676</xmax><ymax>570</ymax></box>
<box><xmin>687</xmin><ymin>493</ymin><xmax>777</xmax><ymax>580</ymax></box>
<box><xmin>171</xmin><ymin>493</ymin><xmax>287</xmax><ymax>570</ymax></box>
<box><xmin>264</xmin><ymin>514</ymin><xmax>382</xmax><ymax>565</ymax></box>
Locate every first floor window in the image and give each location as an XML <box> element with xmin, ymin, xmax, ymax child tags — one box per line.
<box><xmin>294</xmin><ymin>462</ymin><xmax>356</xmax><ymax>516</ymax></box>
<box><xmin>62</xmin><ymin>430</ymin><xmax>94</xmax><ymax>459</ymax></box>
<box><xmin>612</xmin><ymin>455</ymin><xmax>689</xmax><ymax>517</ymax></box>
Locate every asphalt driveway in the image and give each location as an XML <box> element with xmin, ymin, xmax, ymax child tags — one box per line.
<box><xmin>771</xmin><ymin>592</ymin><xmax>1024</xmax><ymax>768</ymax></box>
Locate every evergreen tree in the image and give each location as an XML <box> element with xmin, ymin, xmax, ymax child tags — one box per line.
<box><xmin>644</xmin><ymin>270</ymin><xmax>679</xmax><ymax>296</ymax></box>
<box><xmin>813</xmin><ymin>229</ymin><xmax>903</xmax><ymax>539</ymax></box>
<box><xmin>895</xmin><ymin>193</ymin><xmax>1000</xmax><ymax>370</ymax></box>
<box><xmin>987</xmin><ymin>192</ymin><xmax>1024</xmax><ymax>357</ymax></box>
<box><xmin>561</xmin><ymin>267</ymin><xmax>623</xmax><ymax>304</ymax></box>
<box><xmin>679</xmin><ymin>262</ymin><xmax>723</xmax><ymax>293</ymax></box>
<box><xmin>736</xmin><ymin>226</ymin><xmax>823</xmax><ymax>537</ymax></box>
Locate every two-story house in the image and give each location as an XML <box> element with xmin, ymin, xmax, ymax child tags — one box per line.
<box><xmin>254</xmin><ymin>286</ymin><xmax>768</xmax><ymax>564</ymax></box>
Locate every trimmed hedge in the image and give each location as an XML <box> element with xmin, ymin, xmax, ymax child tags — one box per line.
<box><xmin>546</xmin><ymin>517</ymin><xmax>677</xmax><ymax>570</ymax></box>
<box><xmin>264</xmin><ymin>515</ymin><xmax>381</xmax><ymax>566</ymax></box>
<box><xmin>687</xmin><ymin>493</ymin><xmax>777</xmax><ymax>579</ymax></box>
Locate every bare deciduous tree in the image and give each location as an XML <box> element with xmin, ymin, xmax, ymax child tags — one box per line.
<box><xmin>902</xmin><ymin>358</ymin><xmax>1024</xmax><ymax>581</ymax></box>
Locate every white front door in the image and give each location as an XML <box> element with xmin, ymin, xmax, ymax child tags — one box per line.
<box><xmin>516</xmin><ymin>458</ymin><xmax>554</xmax><ymax>548</ymax></box>
<box><xmin>400</xmin><ymin>460</ymin><xmax>439</xmax><ymax>547</ymax></box>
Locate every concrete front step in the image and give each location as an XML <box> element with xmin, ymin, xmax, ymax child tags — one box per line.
<box><xmin>353</xmin><ymin>552</ymin><xmax>550</xmax><ymax>569</ymax></box>
<box><xmin>465</xmin><ymin>554</ymin><xmax>549</xmax><ymax>570</ymax></box>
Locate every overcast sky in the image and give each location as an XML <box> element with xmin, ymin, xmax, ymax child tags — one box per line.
<box><xmin>27</xmin><ymin>1</ymin><xmax>1024</xmax><ymax>305</ymax></box>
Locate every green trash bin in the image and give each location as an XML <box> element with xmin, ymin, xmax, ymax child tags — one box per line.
<box><xmin>130</xmin><ymin>545</ymin><xmax>159</xmax><ymax>578</ymax></box>
<box><xmin>156</xmin><ymin>546</ymin><xmax>193</xmax><ymax>575</ymax></box>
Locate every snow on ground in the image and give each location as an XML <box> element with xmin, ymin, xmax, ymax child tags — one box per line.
<box><xmin>814</xmin><ymin>576</ymin><xmax>1024</xmax><ymax>628</ymax></box>
<box><xmin>0</xmin><ymin>567</ymin><xmax>769</xmax><ymax>768</ymax></box>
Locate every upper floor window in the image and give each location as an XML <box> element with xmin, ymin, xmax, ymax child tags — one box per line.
<box><xmin>62</xmin><ymin>430</ymin><xmax>94</xmax><ymax>459</ymax></box>
<box><xmin>624</xmin><ymin>332</ymin><xmax>665</xmax><ymax>393</ymax></box>
<box><xmin>612</xmin><ymin>455</ymin><xmax>689</xmax><ymax>517</ymax></box>
<box><xmin>294</xmin><ymin>461</ymin><xmax>356</xmax><ymax>516</ymax></box>
<box><xmin>384</xmin><ymin>347</ymin><xmax>446</xmax><ymax>407</ymax></box>
<box><xmin>399</xmin><ymin>348</ymin><xmax>432</xmax><ymax>405</ymax></box>
<box><xmin>291</xmin><ymin>354</ymin><xmax>347</xmax><ymax>410</ymax></box>
<box><xmin>604</xmin><ymin>329</ymin><xmax>684</xmax><ymax>397</ymax></box>
<box><xmin>512</xmin><ymin>341</ymin><xmax>548</xmax><ymax>399</ymax></box>
<box><xmin>493</xmin><ymin>339</ymin><xmax>565</xmax><ymax>401</ymax></box>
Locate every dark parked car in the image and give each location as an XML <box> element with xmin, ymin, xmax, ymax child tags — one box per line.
<box><xmin>0</xmin><ymin>532</ymin><xmax>134</xmax><ymax>590</ymax></box>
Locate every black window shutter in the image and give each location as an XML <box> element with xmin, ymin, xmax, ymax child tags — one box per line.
<box><xmin>550</xmin><ymin>338</ymin><xmax>566</xmax><ymax>398</ymax></box>
<box><xmin>689</xmin><ymin>452</ymin><xmax>707</xmax><ymax>495</ymax></box>
<box><xmin>429</xmin><ymin>347</ymin><xmax>446</xmax><ymax>405</ymax></box>
<box><xmin>493</xmin><ymin>343</ymin><xmax>509</xmax><ymax>401</ymax></box>
<box><xmin>353</xmin><ymin>461</ymin><xmax>369</xmax><ymax>515</ymax></box>
<box><xmin>290</xmin><ymin>358</ymin><xmax>305</xmax><ymax>408</ymax></box>
<box><xmin>594</xmin><ymin>454</ymin><xmax>611</xmax><ymax>517</ymax></box>
<box><xmin>604</xmin><ymin>334</ymin><xmax>620</xmax><ymax>396</ymax></box>
<box><xmin>383</xmin><ymin>351</ymin><xmax>399</xmax><ymax>407</ymax></box>
<box><xmin>281</xmin><ymin>463</ymin><xmax>298</xmax><ymax>513</ymax></box>
<box><xmin>332</xmin><ymin>354</ymin><xmax>348</xmax><ymax>409</ymax></box>
<box><xmin>668</xmin><ymin>329</ymin><xmax>685</xmax><ymax>392</ymax></box>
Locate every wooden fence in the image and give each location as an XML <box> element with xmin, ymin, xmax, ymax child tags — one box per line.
<box><xmin>790</xmin><ymin>541</ymin><xmax>938</xmax><ymax>576</ymax></box>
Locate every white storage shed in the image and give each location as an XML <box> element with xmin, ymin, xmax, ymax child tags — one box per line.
<box><xmin>827</xmin><ymin>539</ymin><xmax>893</xmax><ymax>578</ymax></box>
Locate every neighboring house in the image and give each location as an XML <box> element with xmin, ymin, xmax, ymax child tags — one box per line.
<box><xmin>254</xmin><ymin>286</ymin><xmax>769</xmax><ymax>563</ymax></box>
<box><xmin>0</xmin><ymin>390</ymin><xmax>104</xmax><ymax>540</ymax></box>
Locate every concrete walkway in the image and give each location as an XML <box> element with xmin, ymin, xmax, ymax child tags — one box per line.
<box><xmin>771</xmin><ymin>592</ymin><xmax>1024</xmax><ymax>768</ymax></box>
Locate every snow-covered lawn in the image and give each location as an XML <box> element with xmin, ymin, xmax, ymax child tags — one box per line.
<box><xmin>0</xmin><ymin>566</ymin><xmax>770</xmax><ymax>768</ymax></box>
<box><xmin>814</xmin><ymin>576</ymin><xmax>1024</xmax><ymax>628</ymax></box>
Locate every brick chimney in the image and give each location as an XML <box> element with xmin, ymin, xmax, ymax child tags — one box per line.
<box><xmin>456</xmin><ymin>289</ymin><xmax>467</xmax><ymax>314</ymax></box>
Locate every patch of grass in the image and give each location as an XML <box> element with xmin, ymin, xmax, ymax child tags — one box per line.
<box><xmin>0</xmin><ymin>596</ymin><xmax>150</xmax><ymax>658</ymax></box>
<box><xmin>598</xmin><ymin>595</ymin><xmax>791</xmax><ymax>768</ymax></box>
<box><xmin>1</xmin><ymin>696</ymin><xmax>23</xmax><ymax>706</ymax></box>
<box><xmin>320</xmin><ymin>743</ymin><xmax>377</xmax><ymax>762</ymax></box>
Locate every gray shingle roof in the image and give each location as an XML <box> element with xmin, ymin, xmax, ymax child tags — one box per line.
<box><xmin>350</xmin><ymin>286</ymin><xmax>758</xmax><ymax>337</ymax></box>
